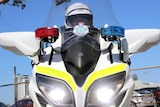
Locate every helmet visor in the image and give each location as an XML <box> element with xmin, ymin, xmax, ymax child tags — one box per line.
<box><xmin>66</xmin><ymin>14</ymin><xmax>92</xmax><ymax>27</ymax></box>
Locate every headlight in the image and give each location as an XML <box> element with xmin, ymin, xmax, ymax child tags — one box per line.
<box><xmin>86</xmin><ymin>71</ymin><xmax>125</xmax><ymax>107</ymax></box>
<box><xmin>36</xmin><ymin>74</ymin><xmax>75</xmax><ymax>107</ymax></box>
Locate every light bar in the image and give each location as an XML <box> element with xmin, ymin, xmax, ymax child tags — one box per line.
<box><xmin>101</xmin><ymin>26</ymin><xmax>124</xmax><ymax>39</ymax></box>
<box><xmin>35</xmin><ymin>27</ymin><xmax>59</xmax><ymax>39</ymax></box>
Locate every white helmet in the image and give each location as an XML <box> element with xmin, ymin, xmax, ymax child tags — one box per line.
<box><xmin>65</xmin><ymin>2</ymin><xmax>93</xmax><ymax>28</ymax></box>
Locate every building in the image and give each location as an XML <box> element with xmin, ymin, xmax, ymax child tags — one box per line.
<box><xmin>16</xmin><ymin>74</ymin><xmax>30</xmax><ymax>101</ymax></box>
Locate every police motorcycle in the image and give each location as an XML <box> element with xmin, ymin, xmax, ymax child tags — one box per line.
<box><xmin>0</xmin><ymin>0</ymin><xmax>160</xmax><ymax>107</ymax></box>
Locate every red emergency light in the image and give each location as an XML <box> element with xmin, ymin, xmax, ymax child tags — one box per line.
<box><xmin>35</xmin><ymin>27</ymin><xmax>59</xmax><ymax>39</ymax></box>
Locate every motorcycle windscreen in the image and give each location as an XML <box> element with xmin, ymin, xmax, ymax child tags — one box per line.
<box><xmin>44</xmin><ymin>0</ymin><xmax>119</xmax><ymax>28</ymax></box>
<box><xmin>61</xmin><ymin>36</ymin><xmax>101</xmax><ymax>86</ymax></box>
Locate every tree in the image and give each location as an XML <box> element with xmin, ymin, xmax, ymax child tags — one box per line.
<box><xmin>0</xmin><ymin>0</ymin><xmax>27</xmax><ymax>9</ymax></box>
<box><xmin>0</xmin><ymin>0</ymin><xmax>9</xmax><ymax>4</ymax></box>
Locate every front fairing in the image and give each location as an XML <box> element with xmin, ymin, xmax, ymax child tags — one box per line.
<box><xmin>61</xmin><ymin>33</ymin><xmax>101</xmax><ymax>86</ymax></box>
<box><xmin>33</xmin><ymin>62</ymin><xmax>134</xmax><ymax>107</ymax></box>
<box><xmin>43</xmin><ymin>0</ymin><xmax>120</xmax><ymax>86</ymax></box>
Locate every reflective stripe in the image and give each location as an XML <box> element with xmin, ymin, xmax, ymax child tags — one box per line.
<box><xmin>36</xmin><ymin>66</ymin><xmax>77</xmax><ymax>92</ymax></box>
<box><xmin>84</xmin><ymin>64</ymin><xmax>126</xmax><ymax>92</ymax></box>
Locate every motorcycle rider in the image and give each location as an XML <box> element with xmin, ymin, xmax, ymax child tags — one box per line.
<box><xmin>60</xmin><ymin>2</ymin><xmax>98</xmax><ymax>43</ymax></box>
<box><xmin>64</xmin><ymin>2</ymin><xmax>93</xmax><ymax>29</ymax></box>
<box><xmin>62</xmin><ymin>2</ymin><xmax>130</xmax><ymax>64</ymax></box>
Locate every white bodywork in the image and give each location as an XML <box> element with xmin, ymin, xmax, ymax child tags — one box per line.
<box><xmin>0</xmin><ymin>29</ymin><xmax>160</xmax><ymax>56</ymax></box>
<box><xmin>0</xmin><ymin>32</ymin><xmax>40</xmax><ymax>56</ymax></box>
<box><xmin>126</xmin><ymin>29</ymin><xmax>160</xmax><ymax>53</ymax></box>
<box><xmin>0</xmin><ymin>29</ymin><xmax>160</xmax><ymax>107</ymax></box>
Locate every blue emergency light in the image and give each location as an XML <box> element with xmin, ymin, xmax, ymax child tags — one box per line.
<box><xmin>101</xmin><ymin>26</ymin><xmax>124</xmax><ymax>41</ymax></box>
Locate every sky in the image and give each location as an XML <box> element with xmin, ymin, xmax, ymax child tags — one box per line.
<box><xmin>0</xmin><ymin>0</ymin><xmax>160</xmax><ymax>105</ymax></box>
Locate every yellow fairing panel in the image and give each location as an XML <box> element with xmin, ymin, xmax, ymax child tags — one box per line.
<box><xmin>36</xmin><ymin>64</ymin><xmax>126</xmax><ymax>93</ymax></box>
<box><xmin>36</xmin><ymin>66</ymin><xmax>77</xmax><ymax>92</ymax></box>
<box><xmin>84</xmin><ymin>64</ymin><xmax>126</xmax><ymax>92</ymax></box>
